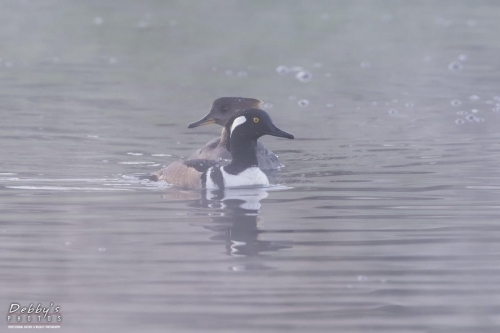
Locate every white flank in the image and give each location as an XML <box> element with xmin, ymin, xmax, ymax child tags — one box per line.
<box><xmin>221</xmin><ymin>167</ymin><xmax>269</xmax><ymax>188</ymax></box>
<box><xmin>205</xmin><ymin>167</ymin><xmax>218</xmax><ymax>189</ymax></box>
<box><xmin>230</xmin><ymin>116</ymin><xmax>247</xmax><ymax>137</ymax></box>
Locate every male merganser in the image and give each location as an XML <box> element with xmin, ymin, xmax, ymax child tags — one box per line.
<box><xmin>188</xmin><ymin>97</ymin><xmax>283</xmax><ymax>170</ymax></box>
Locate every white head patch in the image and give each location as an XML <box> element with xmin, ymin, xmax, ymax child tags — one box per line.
<box><xmin>230</xmin><ymin>116</ymin><xmax>247</xmax><ymax>137</ymax></box>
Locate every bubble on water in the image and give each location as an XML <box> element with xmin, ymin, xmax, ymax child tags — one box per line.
<box><xmin>455</xmin><ymin>119</ymin><xmax>465</xmax><ymax>125</ymax></box>
<box><xmin>224</xmin><ymin>69</ymin><xmax>233</xmax><ymax>76</ymax></box>
<box><xmin>371</xmin><ymin>101</ymin><xmax>378</xmax><ymax>106</ymax></box>
<box><xmin>169</xmin><ymin>19</ymin><xmax>178</xmax><ymax>27</ymax></box>
<box><xmin>296</xmin><ymin>70</ymin><xmax>312</xmax><ymax>83</ymax></box>
<box><xmin>298</xmin><ymin>99</ymin><xmax>309</xmax><ymax>107</ymax></box>
<box><xmin>471</xmin><ymin>109</ymin><xmax>479</xmax><ymax>113</ymax></box>
<box><xmin>388</xmin><ymin>109</ymin><xmax>398</xmax><ymax>115</ymax></box>
<box><xmin>466</xmin><ymin>19</ymin><xmax>477</xmax><ymax>27</ymax></box>
<box><xmin>137</xmin><ymin>20</ymin><xmax>149</xmax><ymax>28</ymax></box>
<box><xmin>458</xmin><ymin>54</ymin><xmax>468</xmax><ymax>62</ymax></box>
<box><xmin>423</xmin><ymin>55</ymin><xmax>432</xmax><ymax>62</ymax></box>
<box><xmin>98</xmin><ymin>247</ymin><xmax>107</xmax><ymax>252</ymax></box>
<box><xmin>475</xmin><ymin>117</ymin><xmax>485</xmax><ymax>123</ymax></box>
<box><xmin>357</xmin><ymin>275</ymin><xmax>368</xmax><ymax>282</ymax></box>
<box><xmin>276</xmin><ymin>65</ymin><xmax>289</xmax><ymax>75</ymax></box>
<box><xmin>494</xmin><ymin>96</ymin><xmax>500</xmax><ymax>102</ymax></box>
<box><xmin>211</xmin><ymin>67</ymin><xmax>218</xmax><ymax>72</ymax></box>
<box><xmin>64</xmin><ymin>242</ymin><xmax>72</xmax><ymax>246</ymax></box>
<box><xmin>456</xmin><ymin>111</ymin><xmax>468</xmax><ymax>116</ymax></box>
<box><xmin>237</xmin><ymin>71</ymin><xmax>247</xmax><ymax>77</ymax></box>
<box><xmin>326</xmin><ymin>103</ymin><xmax>334</xmax><ymax>108</ymax></box>
<box><xmin>360</xmin><ymin>61</ymin><xmax>371</xmax><ymax>69</ymax></box>
<box><xmin>448</xmin><ymin>61</ymin><xmax>463</xmax><ymax>72</ymax></box>
<box><xmin>324</xmin><ymin>72</ymin><xmax>332</xmax><ymax>78</ymax></box>
<box><xmin>492</xmin><ymin>107</ymin><xmax>500</xmax><ymax>112</ymax></box>
<box><xmin>94</xmin><ymin>17</ymin><xmax>103</xmax><ymax>25</ymax></box>
<box><xmin>127</xmin><ymin>152</ymin><xmax>143</xmax><ymax>156</ymax></box>
<box><xmin>405</xmin><ymin>102</ymin><xmax>414</xmax><ymax>108</ymax></box>
<box><xmin>320</xmin><ymin>12</ymin><xmax>330</xmax><ymax>20</ymax></box>
<box><xmin>465</xmin><ymin>114</ymin><xmax>476</xmax><ymax>122</ymax></box>
<box><xmin>108</xmin><ymin>57</ymin><xmax>117</xmax><ymax>64</ymax></box>
<box><xmin>289</xmin><ymin>95</ymin><xmax>297</xmax><ymax>100</ymax></box>
<box><xmin>4</xmin><ymin>61</ymin><xmax>13</xmax><ymax>68</ymax></box>
<box><xmin>451</xmin><ymin>99</ymin><xmax>462</xmax><ymax>107</ymax></box>
<box><xmin>469</xmin><ymin>95</ymin><xmax>480</xmax><ymax>101</ymax></box>
<box><xmin>263</xmin><ymin>102</ymin><xmax>273</xmax><ymax>109</ymax></box>
<box><xmin>314</xmin><ymin>62</ymin><xmax>323</xmax><ymax>68</ymax></box>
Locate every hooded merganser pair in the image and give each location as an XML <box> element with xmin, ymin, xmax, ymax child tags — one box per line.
<box><xmin>155</xmin><ymin>106</ymin><xmax>294</xmax><ymax>189</ymax></box>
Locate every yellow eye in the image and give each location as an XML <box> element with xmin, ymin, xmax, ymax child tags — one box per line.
<box><xmin>253</xmin><ymin>117</ymin><xmax>259</xmax><ymax>123</ymax></box>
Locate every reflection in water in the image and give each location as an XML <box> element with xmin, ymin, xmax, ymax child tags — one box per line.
<box><xmin>167</xmin><ymin>187</ymin><xmax>291</xmax><ymax>257</ymax></box>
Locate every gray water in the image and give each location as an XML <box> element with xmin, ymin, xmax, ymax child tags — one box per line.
<box><xmin>2</xmin><ymin>1</ymin><xmax>500</xmax><ymax>332</ymax></box>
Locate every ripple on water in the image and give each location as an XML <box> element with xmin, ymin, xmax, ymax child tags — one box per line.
<box><xmin>295</xmin><ymin>70</ymin><xmax>312</xmax><ymax>83</ymax></box>
<box><xmin>298</xmin><ymin>99</ymin><xmax>309</xmax><ymax>107</ymax></box>
<box><xmin>276</xmin><ymin>65</ymin><xmax>289</xmax><ymax>75</ymax></box>
<box><xmin>448</xmin><ymin>61</ymin><xmax>463</xmax><ymax>72</ymax></box>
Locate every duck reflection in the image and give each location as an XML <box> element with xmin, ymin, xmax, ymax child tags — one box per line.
<box><xmin>166</xmin><ymin>187</ymin><xmax>290</xmax><ymax>257</ymax></box>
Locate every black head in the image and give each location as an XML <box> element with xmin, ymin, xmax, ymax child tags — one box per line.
<box><xmin>188</xmin><ymin>97</ymin><xmax>262</xmax><ymax>128</ymax></box>
<box><xmin>224</xmin><ymin>108</ymin><xmax>294</xmax><ymax>151</ymax></box>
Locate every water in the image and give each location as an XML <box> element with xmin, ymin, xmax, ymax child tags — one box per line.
<box><xmin>2</xmin><ymin>1</ymin><xmax>500</xmax><ymax>332</ymax></box>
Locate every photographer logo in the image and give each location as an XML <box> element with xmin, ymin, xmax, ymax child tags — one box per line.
<box><xmin>6</xmin><ymin>303</ymin><xmax>62</xmax><ymax>329</ymax></box>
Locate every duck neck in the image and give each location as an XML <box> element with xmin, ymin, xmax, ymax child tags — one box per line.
<box><xmin>218</xmin><ymin>127</ymin><xmax>230</xmax><ymax>148</ymax></box>
<box><xmin>224</xmin><ymin>135</ymin><xmax>258</xmax><ymax>175</ymax></box>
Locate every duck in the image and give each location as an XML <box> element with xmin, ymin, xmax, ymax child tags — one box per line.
<box><xmin>155</xmin><ymin>108</ymin><xmax>294</xmax><ymax>189</ymax></box>
<box><xmin>188</xmin><ymin>97</ymin><xmax>283</xmax><ymax>170</ymax></box>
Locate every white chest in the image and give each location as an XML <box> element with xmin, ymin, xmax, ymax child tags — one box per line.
<box><xmin>205</xmin><ymin>166</ymin><xmax>270</xmax><ymax>189</ymax></box>
<box><xmin>221</xmin><ymin>167</ymin><xmax>269</xmax><ymax>188</ymax></box>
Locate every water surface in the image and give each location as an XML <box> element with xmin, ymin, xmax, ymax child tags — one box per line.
<box><xmin>2</xmin><ymin>1</ymin><xmax>500</xmax><ymax>332</ymax></box>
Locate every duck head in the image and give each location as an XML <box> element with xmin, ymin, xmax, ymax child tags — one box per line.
<box><xmin>188</xmin><ymin>97</ymin><xmax>263</xmax><ymax>128</ymax></box>
<box><xmin>224</xmin><ymin>108</ymin><xmax>294</xmax><ymax>153</ymax></box>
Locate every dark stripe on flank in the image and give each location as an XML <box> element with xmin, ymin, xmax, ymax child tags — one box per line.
<box><xmin>210</xmin><ymin>167</ymin><xmax>224</xmax><ymax>189</ymax></box>
<box><xmin>201</xmin><ymin>169</ymin><xmax>208</xmax><ymax>188</ymax></box>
